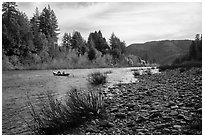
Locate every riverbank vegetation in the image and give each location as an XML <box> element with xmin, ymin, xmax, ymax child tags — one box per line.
<box><xmin>2</xmin><ymin>2</ymin><xmax>143</xmax><ymax>71</ymax></box>
<box><xmin>26</xmin><ymin>88</ymin><xmax>106</xmax><ymax>134</ymax></box>
<box><xmin>159</xmin><ymin>34</ymin><xmax>202</xmax><ymax>71</ymax></box>
<box><xmin>87</xmin><ymin>72</ymin><xmax>108</xmax><ymax>86</ymax></box>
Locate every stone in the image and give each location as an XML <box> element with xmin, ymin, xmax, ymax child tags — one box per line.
<box><xmin>177</xmin><ymin>114</ymin><xmax>191</xmax><ymax>121</ymax></box>
<box><xmin>141</xmin><ymin>104</ymin><xmax>150</xmax><ymax>109</ymax></box>
<box><xmin>149</xmin><ymin>110</ymin><xmax>162</xmax><ymax>114</ymax></box>
<box><xmin>197</xmin><ymin>108</ymin><xmax>202</xmax><ymax>114</ymax></box>
<box><xmin>171</xmin><ymin>105</ymin><xmax>179</xmax><ymax>109</ymax></box>
<box><xmin>163</xmin><ymin>128</ymin><xmax>170</xmax><ymax>133</ymax></box>
<box><xmin>137</xmin><ymin>132</ymin><xmax>145</xmax><ymax>135</ymax></box>
<box><xmin>155</xmin><ymin>123</ymin><xmax>171</xmax><ymax>129</ymax></box>
<box><xmin>110</xmin><ymin>108</ymin><xmax>119</xmax><ymax>113</ymax></box>
<box><xmin>169</xmin><ymin>111</ymin><xmax>178</xmax><ymax>116</ymax></box>
<box><xmin>127</xmin><ymin>103</ymin><xmax>135</xmax><ymax>109</ymax></box>
<box><xmin>86</xmin><ymin>128</ymin><xmax>97</xmax><ymax>133</ymax></box>
<box><xmin>99</xmin><ymin>120</ymin><xmax>114</xmax><ymax>128</ymax></box>
<box><xmin>162</xmin><ymin>116</ymin><xmax>173</xmax><ymax>121</ymax></box>
<box><xmin>126</xmin><ymin>121</ymin><xmax>135</xmax><ymax>127</ymax></box>
<box><xmin>127</xmin><ymin>111</ymin><xmax>137</xmax><ymax>116</ymax></box>
<box><xmin>115</xmin><ymin>113</ymin><xmax>127</xmax><ymax>119</ymax></box>
<box><xmin>149</xmin><ymin>112</ymin><xmax>162</xmax><ymax>119</ymax></box>
<box><xmin>136</xmin><ymin>116</ymin><xmax>146</xmax><ymax>123</ymax></box>
<box><xmin>173</xmin><ymin>125</ymin><xmax>182</xmax><ymax>130</ymax></box>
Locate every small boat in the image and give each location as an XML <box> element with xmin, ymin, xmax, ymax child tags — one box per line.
<box><xmin>53</xmin><ymin>71</ymin><xmax>70</xmax><ymax>76</ymax></box>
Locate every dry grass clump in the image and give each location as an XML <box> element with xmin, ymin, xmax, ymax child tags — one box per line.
<box><xmin>25</xmin><ymin>89</ymin><xmax>105</xmax><ymax>134</ymax></box>
<box><xmin>87</xmin><ymin>72</ymin><xmax>108</xmax><ymax>86</ymax></box>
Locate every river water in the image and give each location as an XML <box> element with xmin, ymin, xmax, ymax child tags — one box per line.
<box><xmin>2</xmin><ymin>67</ymin><xmax>159</xmax><ymax>134</ymax></box>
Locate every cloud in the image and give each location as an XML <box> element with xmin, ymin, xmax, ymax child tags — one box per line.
<box><xmin>17</xmin><ymin>2</ymin><xmax>202</xmax><ymax>45</ymax></box>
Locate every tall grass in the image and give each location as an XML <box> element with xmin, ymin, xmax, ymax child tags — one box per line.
<box><xmin>25</xmin><ymin>89</ymin><xmax>105</xmax><ymax>134</ymax></box>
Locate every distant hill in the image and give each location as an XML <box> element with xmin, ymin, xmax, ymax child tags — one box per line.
<box><xmin>126</xmin><ymin>40</ymin><xmax>192</xmax><ymax>65</ymax></box>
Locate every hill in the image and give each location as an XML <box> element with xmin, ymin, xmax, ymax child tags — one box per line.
<box><xmin>126</xmin><ymin>40</ymin><xmax>192</xmax><ymax>65</ymax></box>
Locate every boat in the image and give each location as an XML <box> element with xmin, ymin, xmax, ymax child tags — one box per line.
<box><xmin>53</xmin><ymin>71</ymin><xmax>70</xmax><ymax>76</ymax></box>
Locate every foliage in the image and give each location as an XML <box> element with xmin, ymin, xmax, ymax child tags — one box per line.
<box><xmin>133</xmin><ymin>70</ymin><xmax>140</xmax><ymax>77</ymax></box>
<box><xmin>87</xmin><ymin>39</ymin><xmax>97</xmax><ymax>61</ymax></box>
<box><xmin>189</xmin><ymin>34</ymin><xmax>202</xmax><ymax>61</ymax></box>
<box><xmin>87</xmin><ymin>31</ymin><xmax>109</xmax><ymax>55</ymax></box>
<box><xmin>104</xmin><ymin>70</ymin><xmax>112</xmax><ymax>74</ymax></box>
<box><xmin>71</xmin><ymin>31</ymin><xmax>87</xmax><ymax>55</ymax></box>
<box><xmin>62</xmin><ymin>32</ymin><xmax>72</xmax><ymax>51</ymax></box>
<box><xmin>173</xmin><ymin>34</ymin><xmax>202</xmax><ymax>65</ymax></box>
<box><xmin>2</xmin><ymin>2</ymin><xmax>33</xmax><ymax>56</ymax></box>
<box><xmin>25</xmin><ymin>89</ymin><xmax>105</xmax><ymax>134</ymax></box>
<box><xmin>2</xmin><ymin>2</ymin><xmax>141</xmax><ymax>70</ymax></box>
<box><xmin>109</xmin><ymin>33</ymin><xmax>126</xmax><ymax>58</ymax></box>
<box><xmin>87</xmin><ymin>72</ymin><xmax>108</xmax><ymax>86</ymax></box>
<box><xmin>159</xmin><ymin>61</ymin><xmax>202</xmax><ymax>71</ymax></box>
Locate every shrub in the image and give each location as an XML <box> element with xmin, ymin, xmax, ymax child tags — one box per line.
<box><xmin>2</xmin><ymin>54</ymin><xmax>14</xmax><ymax>70</ymax></box>
<box><xmin>159</xmin><ymin>61</ymin><xmax>202</xmax><ymax>71</ymax></box>
<box><xmin>104</xmin><ymin>70</ymin><xmax>112</xmax><ymax>74</ymax></box>
<box><xmin>133</xmin><ymin>70</ymin><xmax>140</xmax><ymax>77</ymax></box>
<box><xmin>25</xmin><ymin>89</ymin><xmax>105</xmax><ymax>134</ymax></box>
<box><xmin>87</xmin><ymin>72</ymin><xmax>108</xmax><ymax>86</ymax></box>
<box><xmin>146</xmin><ymin>68</ymin><xmax>152</xmax><ymax>75</ymax></box>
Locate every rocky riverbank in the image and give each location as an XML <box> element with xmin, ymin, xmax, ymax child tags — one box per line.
<box><xmin>70</xmin><ymin>68</ymin><xmax>202</xmax><ymax>135</ymax></box>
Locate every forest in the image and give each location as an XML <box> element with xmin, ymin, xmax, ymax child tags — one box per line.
<box><xmin>2</xmin><ymin>2</ymin><xmax>202</xmax><ymax>70</ymax></box>
<box><xmin>2</xmin><ymin>2</ymin><xmax>141</xmax><ymax>70</ymax></box>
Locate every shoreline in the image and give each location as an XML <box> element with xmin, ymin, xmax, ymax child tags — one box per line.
<box><xmin>70</xmin><ymin>67</ymin><xmax>202</xmax><ymax>135</ymax></box>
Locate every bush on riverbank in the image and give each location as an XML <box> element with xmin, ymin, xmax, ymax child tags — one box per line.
<box><xmin>158</xmin><ymin>61</ymin><xmax>202</xmax><ymax>71</ymax></box>
<box><xmin>133</xmin><ymin>70</ymin><xmax>140</xmax><ymax>77</ymax></box>
<box><xmin>5</xmin><ymin>50</ymin><xmax>114</xmax><ymax>70</ymax></box>
<box><xmin>26</xmin><ymin>89</ymin><xmax>105</xmax><ymax>134</ymax></box>
<box><xmin>87</xmin><ymin>72</ymin><xmax>108</xmax><ymax>86</ymax></box>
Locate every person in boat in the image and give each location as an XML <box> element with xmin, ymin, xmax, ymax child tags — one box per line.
<box><xmin>62</xmin><ymin>71</ymin><xmax>65</xmax><ymax>74</ymax></box>
<box><xmin>57</xmin><ymin>71</ymin><xmax>61</xmax><ymax>74</ymax></box>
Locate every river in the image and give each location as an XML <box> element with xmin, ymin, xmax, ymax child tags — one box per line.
<box><xmin>2</xmin><ymin>67</ymin><xmax>159</xmax><ymax>134</ymax></box>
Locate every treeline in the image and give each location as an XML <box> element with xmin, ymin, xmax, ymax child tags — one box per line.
<box><xmin>173</xmin><ymin>34</ymin><xmax>202</xmax><ymax>65</ymax></box>
<box><xmin>2</xmin><ymin>2</ymin><xmax>139</xmax><ymax>70</ymax></box>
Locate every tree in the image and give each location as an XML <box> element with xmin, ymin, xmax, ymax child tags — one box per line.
<box><xmin>87</xmin><ymin>38</ymin><xmax>97</xmax><ymax>61</ymax></box>
<box><xmin>39</xmin><ymin>5</ymin><xmax>60</xmax><ymax>57</ymax></box>
<box><xmin>88</xmin><ymin>31</ymin><xmax>109</xmax><ymax>55</ymax></box>
<box><xmin>71</xmin><ymin>31</ymin><xmax>87</xmax><ymax>55</ymax></box>
<box><xmin>2</xmin><ymin>2</ymin><xmax>19</xmax><ymax>55</ymax></box>
<box><xmin>62</xmin><ymin>32</ymin><xmax>72</xmax><ymax>51</ymax></box>
<box><xmin>39</xmin><ymin>5</ymin><xmax>59</xmax><ymax>40</ymax></box>
<box><xmin>109</xmin><ymin>33</ymin><xmax>126</xmax><ymax>59</ymax></box>
<box><xmin>189</xmin><ymin>34</ymin><xmax>202</xmax><ymax>61</ymax></box>
<box><xmin>2</xmin><ymin>2</ymin><xmax>34</xmax><ymax>57</ymax></box>
<box><xmin>30</xmin><ymin>8</ymin><xmax>42</xmax><ymax>53</ymax></box>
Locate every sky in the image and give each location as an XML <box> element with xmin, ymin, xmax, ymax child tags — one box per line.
<box><xmin>17</xmin><ymin>2</ymin><xmax>202</xmax><ymax>46</ymax></box>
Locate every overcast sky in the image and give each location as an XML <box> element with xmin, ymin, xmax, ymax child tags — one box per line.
<box><xmin>17</xmin><ymin>2</ymin><xmax>202</xmax><ymax>45</ymax></box>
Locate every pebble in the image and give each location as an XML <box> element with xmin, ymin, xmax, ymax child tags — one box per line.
<box><xmin>155</xmin><ymin>123</ymin><xmax>171</xmax><ymax>129</ymax></box>
<box><xmin>137</xmin><ymin>132</ymin><xmax>145</xmax><ymax>135</ymax></box>
<box><xmin>169</xmin><ymin>111</ymin><xmax>178</xmax><ymax>116</ymax></box>
<box><xmin>126</xmin><ymin>121</ymin><xmax>135</xmax><ymax>127</ymax></box>
<box><xmin>115</xmin><ymin>113</ymin><xmax>126</xmax><ymax>119</ymax></box>
<box><xmin>136</xmin><ymin>116</ymin><xmax>146</xmax><ymax>123</ymax></box>
<box><xmin>74</xmin><ymin>68</ymin><xmax>202</xmax><ymax>135</ymax></box>
<box><xmin>173</xmin><ymin>125</ymin><xmax>182</xmax><ymax>130</ymax></box>
<box><xmin>99</xmin><ymin>120</ymin><xmax>114</xmax><ymax>128</ymax></box>
<box><xmin>177</xmin><ymin>114</ymin><xmax>191</xmax><ymax>121</ymax></box>
<box><xmin>86</xmin><ymin>128</ymin><xmax>97</xmax><ymax>133</ymax></box>
<box><xmin>171</xmin><ymin>105</ymin><xmax>179</xmax><ymax>109</ymax></box>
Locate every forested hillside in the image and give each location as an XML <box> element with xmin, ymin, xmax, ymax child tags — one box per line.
<box><xmin>126</xmin><ymin>40</ymin><xmax>192</xmax><ymax>65</ymax></box>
